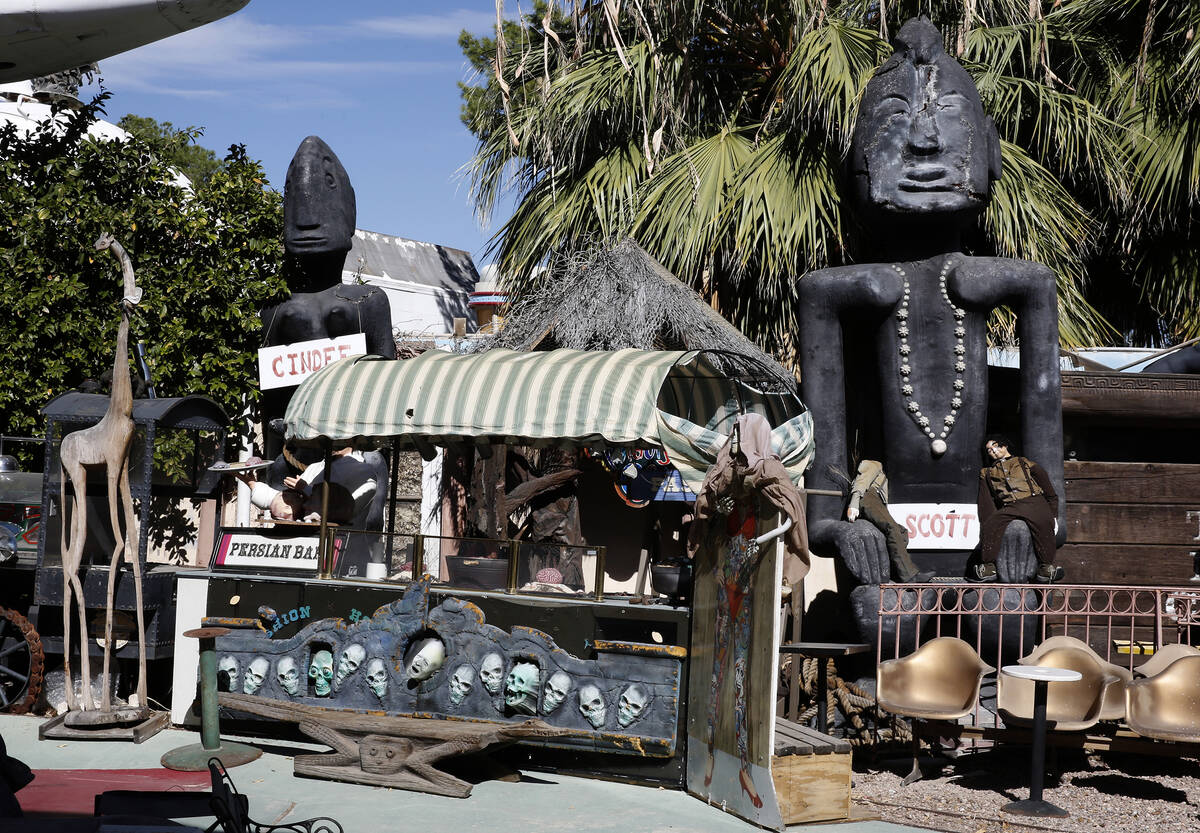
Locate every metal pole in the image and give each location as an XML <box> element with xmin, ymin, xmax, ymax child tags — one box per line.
<box><xmin>196</xmin><ymin>632</ymin><xmax>221</xmax><ymax>751</ymax></box>
<box><xmin>317</xmin><ymin>441</ymin><xmax>333</xmax><ymax>579</ymax></box>
<box><xmin>1029</xmin><ymin>680</ymin><xmax>1048</xmax><ymax>802</ymax></box>
<box><xmin>593</xmin><ymin>546</ymin><xmax>606</xmax><ymax>602</ymax></box>
<box><xmin>506</xmin><ymin>540</ymin><xmax>520</xmax><ymax>593</ymax></box>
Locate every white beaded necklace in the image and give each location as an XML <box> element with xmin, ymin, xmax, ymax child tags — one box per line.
<box><xmin>890</xmin><ymin>258</ymin><xmax>966</xmax><ymax>457</ymax></box>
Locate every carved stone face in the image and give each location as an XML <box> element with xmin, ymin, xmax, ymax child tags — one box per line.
<box><xmin>542</xmin><ymin>671</ymin><xmax>571</xmax><ymax>714</ymax></box>
<box><xmin>334</xmin><ymin>643</ymin><xmax>366</xmax><ymax>690</ymax></box>
<box><xmin>217</xmin><ymin>656</ymin><xmax>239</xmax><ymax>693</ymax></box>
<box><xmin>504</xmin><ymin>662</ymin><xmax>540</xmax><ymax>715</ymax></box>
<box><xmin>309</xmin><ymin>650</ymin><xmax>334</xmax><ymax>697</ymax></box>
<box><xmin>579</xmin><ymin>683</ymin><xmax>606</xmax><ymax>729</ymax></box>
<box><xmin>366</xmin><ymin>658</ymin><xmax>388</xmax><ymax>700</ymax></box>
<box><xmin>448</xmin><ymin>664</ymin><xmax>474</xmax><ymax>706</ymax></box>
<box><xmin>849</xmin><ymin>18</ymin><xmax>1000</xmax><ymax>218</ymax></box>
<box><xmin>244</xmin><ymin>657</ymin><xmax>269</xmax><ymax>695</ymax></box>
<box><xmin>617</xmin><ymin>683</ymin><xmax>650</xmax><ymax>727</ymax></box>
<box><xmin>480</xmin><ymin>653</ymin><xmax>504</xmax><ymax>695</ymax></box>
<box><xmin>406</xmin><ymin>637</ymin><xmax>446</xmax><ymax>682</ymax></box>
<box><xmin>277</xmin><ymin>657</ymin><xmax>300</xmax><ymax>696</ymax></box>
<box><xmin>283</xmin><ymin>135</ymin><xmax>356</xmax><ymax>255</ymax></box>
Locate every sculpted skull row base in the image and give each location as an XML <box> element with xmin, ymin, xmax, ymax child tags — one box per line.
<box><xmin>217</xmin><ymin>647</ymin><xmax>654</xmax><ymax>729</ymax></box>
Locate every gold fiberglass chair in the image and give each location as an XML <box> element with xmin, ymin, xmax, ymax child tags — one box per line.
<box><xmin>1125</xmin><ymin>655</ymin><xmax>1200</xmax><ymax>742</ymax></box>
<box><xmin>999</xmin><ymin>646</ymin><xmax>1118</xmax><ymax>732</ymax></box>
<box><xmin>877</xmin><ymin>637</ymin><xmax>995</xmax><ymax>785</ymax></box>
<box><xmin>1133</xmin><ymin>643</ymin><xmax>1200</xmax><ymax>679</ymax></box>
<box><xmin>1019</xmin><ymin>636</ymin><xmax>1132</xmax><ymax>721</ymax></box>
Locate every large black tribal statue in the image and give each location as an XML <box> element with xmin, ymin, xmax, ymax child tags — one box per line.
<box><xmin>797</xmin><ymin>18</ymin><xmax>1065</xmax><ymax>588</ymax></box>
<box><xmin>260</xmin><ymin>136</ymin><xmax>395</xmax><ymax>450</ymax></box>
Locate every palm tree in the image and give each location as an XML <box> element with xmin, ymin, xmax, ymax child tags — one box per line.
<box><xmin>460</xmin><ymin>1</ymin><xmax>1196</xmax><ymax>360</ymax></box>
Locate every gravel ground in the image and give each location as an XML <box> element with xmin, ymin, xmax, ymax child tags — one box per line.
<box><xmin>851</xmin><ymin>744</ymin><xmax>1200</xmax><ymax>832</ymax></box>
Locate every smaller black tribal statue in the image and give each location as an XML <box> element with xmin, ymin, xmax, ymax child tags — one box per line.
<box><xmin>260</xmin><ymin>136</ymin><xmax>395</xmax><ymax>450</ymax></box>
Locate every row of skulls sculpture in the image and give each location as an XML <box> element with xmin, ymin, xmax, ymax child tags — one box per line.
<box><xmin>218</xmin><ymin>637</ymin><xmax>653</xmax><ymax>729</ymax></box>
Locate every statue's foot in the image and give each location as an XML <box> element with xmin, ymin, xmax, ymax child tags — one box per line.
<box><xmin>739</xmin><ymin>768</ymin><xmax>763</xmax><ymax>808</ymax></box>
<box><xmin>1036</xmin><ymin>563</ymin><xmax>1065</xmax><ymax>583</ymax></box>
<box><xmin>966</xmin><ymin>563</ymin><xmax>997</xmax><ymax>583</ymax></box>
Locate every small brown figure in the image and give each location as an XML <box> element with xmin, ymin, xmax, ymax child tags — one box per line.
<box><xmin>845</xmin><ymin>460</ymin><xmax>928</xmax><ymax>582</ymax></box>
<box><xmin>971</xmin><ymin>435</ymin><xmax>1062</xmax><ymax>583</ymax></box>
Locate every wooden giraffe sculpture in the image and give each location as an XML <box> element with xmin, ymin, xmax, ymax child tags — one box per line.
<box><xmin>58</xmin><ymin>232</ymin><xmax>147</xmax><ymax>715</ymax></box>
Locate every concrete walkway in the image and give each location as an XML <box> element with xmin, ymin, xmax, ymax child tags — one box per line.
<box><xmin>1</xmin><ymin>713</ymin><xmax>932</xmax><ymax>832</ymax></box>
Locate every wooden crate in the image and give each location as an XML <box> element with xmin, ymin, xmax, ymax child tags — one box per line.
<box><xmin>771</xmin><ymin>718</ymin><xmax>852</xmax><ymax>824</ymax></box>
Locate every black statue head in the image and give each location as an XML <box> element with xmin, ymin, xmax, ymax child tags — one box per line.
<box><xmin>283</xmin><ymin>135</ymin><xmax>356</xmax><ymax>256</ymax></box>
<box><xmin>848</xmin><ymin>18</ymin><xmax>1001</xmax><ymax>220</ymax></box>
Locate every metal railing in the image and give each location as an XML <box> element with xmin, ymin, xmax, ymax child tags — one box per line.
<box><xmin>330</xmin><ymin>528</ymin><xmax>607</xmax><ymax>600</ymax></box>
<box><xmin>877</xmin><ymin>582</ymin><xmax>1200</xmax><ymax>672</ymax></box>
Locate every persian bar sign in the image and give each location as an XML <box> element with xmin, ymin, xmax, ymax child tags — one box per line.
<box><xmin>886</xmin><ymin>503</ymin><xmax>979</xmax><ymax>550</ymax></box>
<box><xmin>258</xmin><ymin>333</ymin><xmax>366</xmax><ymax>390</ymax></box>
<box><xmin>211</xmin><ymin>528</ymin><xmax>346</xmax><ymax>575</ymax></box>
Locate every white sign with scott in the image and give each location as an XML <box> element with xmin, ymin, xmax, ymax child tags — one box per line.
<box><xmin>258</xmin><ymin>333</ymin><xmax>366</xmax><ymax>390</ymax></box>
<box><xmin>886</xmin><ymin>503</ymin><xmax>980</xmax><ymax>550</ymax></box>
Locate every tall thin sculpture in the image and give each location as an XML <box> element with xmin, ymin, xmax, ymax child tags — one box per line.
<box><xmin>58</xmin><ymin>233</ymin><xmax>147</xmax><ymax>715</ymax></box>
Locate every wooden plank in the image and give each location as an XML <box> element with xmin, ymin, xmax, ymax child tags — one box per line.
<box><xmin>772</xmin><ymin>720</ymin><xmax>815</xmax><ymax>756</ymax></box>
<box><xmin>790</xmin><ymin>724</ymin><xmax>852</xmax><ymax>755</ymax></box>
<box><xmin>1056</xmin><ymin>544</ymin><xmax>1197</xmax><ymax>585</ymax></box>
<box><xmin>1064</xmin><ymin>462</ymin><xmax>1200</xmax><ymax>505</ymax></box>
<box><xmin>1066</xmin><ymin>503</ymin><xmax>1200</xmax><ymax>545</ymax></box>
<box><xmin>1061</xmin><ymin>371</ymin><xmax>1200</xmax><ymax>422</ymax></box>
<box><xmin>771</xmin><ymin>751</ymin><xmax>852</xmax><ymax>824</ymax></box>
<box><xmin>219</xmin><ymin>692</ymin><xmax>573</xmax><ymax>743</ymax></box>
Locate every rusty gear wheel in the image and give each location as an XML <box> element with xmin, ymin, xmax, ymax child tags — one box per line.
<box><xmin>0</xmin><ymin>607</ymin><xmax>43</xmax><ymax>714</ymax></box>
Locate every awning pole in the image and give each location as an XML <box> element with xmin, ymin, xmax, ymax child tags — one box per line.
<box><xmin>317</xmin><ymin>440</ymin><xmax>333</xmax><ymax>579</ymax></box>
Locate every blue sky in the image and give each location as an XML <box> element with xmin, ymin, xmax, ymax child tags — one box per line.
<box><xmin>81</xmin><ymin>1</ymin><xmax>510</xmax><ymax>269</ymax></box>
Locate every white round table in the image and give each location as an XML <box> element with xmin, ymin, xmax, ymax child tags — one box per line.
<box><xmin>999</xmin><ymin>665</ymin><xmax>1082</xmax><ymax>818</ymax></box>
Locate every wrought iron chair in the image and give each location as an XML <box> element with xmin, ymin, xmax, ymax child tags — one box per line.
<box><xmin>1125</xmin><ymin>655</ymin><xmax>1200</xmax><ymax>742</ymax></box>
<box><xmin>1019</xmin><ymin>635</ymin><xmax>1131</xmax><ymax>721</ymax></box>
<box><xmin>999</xmin><ymin>646</ymin><xmax>1117</xmax><ymax>732</ymax></box>
<box><xmin>876</xmin><ymin>636</ymin><xmax>995</xmax><ymax>785</ymax></box>
<box><xmin>206</xmin><ymin>759</ymin><xmax>343</xmax><ymax>833</ymax></box>
<box><xmin>1133</xmin><ymin>642</ymin><xmax>1200</xmax><ymax>679</ymax></box>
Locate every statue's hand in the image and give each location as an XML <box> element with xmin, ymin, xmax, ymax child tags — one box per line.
<box><xmin>808</xmin><ymin>518</ymin><xmax>890</xmax><ymax>585</ymax></box>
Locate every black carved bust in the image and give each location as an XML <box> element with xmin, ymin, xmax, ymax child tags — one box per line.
<box><xmin>796</xmin><ymin>18</ymin><xmax>1064</xmax><ymax>586</ymax></box>
<box><xmin>259</xmin><ymin>136</ymin><xmax>396</xmax><ymax>450</ymax></box>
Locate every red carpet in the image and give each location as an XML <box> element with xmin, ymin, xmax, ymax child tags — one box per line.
<box><xmin>19</xmin><ymin>768</ymin><xmax>211</xmax><ymax>818</ymax></box>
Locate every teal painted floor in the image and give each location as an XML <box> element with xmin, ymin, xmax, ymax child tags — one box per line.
<box><xmin>0</xmin><ymin>713</ymin><xmax>936</xmax><ymax>832</ymax></box>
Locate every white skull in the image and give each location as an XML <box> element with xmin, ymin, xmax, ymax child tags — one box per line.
<box><xmin>218</xmin><ymin>656</ymin><xmax>239</xmax><ymax>692</ymax></box>
<box><xmin>542</xmin><ymin>671</ymin><xmax>571</xmax><ymax>714</ymax></box>
<box><xmin>277</xmin><ymin>657</ymin><xmax>300</xmax><ymax>696</ymax></box>
<box><xmin>366</xmin><ymin>658</ymin><xmax>388</xmax><ymax>700</ymax></box>
<box><xmin>480</xmin><ymin>653</ymin><xmax>504</xmax><ymax>695</ymax></box>
<box><xmin>244</xmin><ymin>656</ymin><xmax>269</xmax><ymax>695</ymax></box>
<box><xmin>406</xmin><ymin>637</ymin><xmax>446</xmax><ymax>682</ymax></box>
<box><xmin>309</xmin><ymin>649</ymin><xmax>334</xmax><ymax>696</ymax></box>
<box><xmin>448</xmin><ymin>664</ymin><xmax>474</xmax><ymax>706</ymax></box>
<box><xmin>617</xmin><ymin>683</ymin><xmax>650</xmax><ymax>727</ymax></box>
<box><xmin>504</xmin><ymin>662</ymin><xmax>541</xmax><ymax>715</ymax></box>
<box><xmin>579</xmin><ymin>683</ymin><xmax>606</xmax><ymax>729</ymax></box>
<box><xmin>334</xmin><ymin>643</ymin><xmax>366</xmax><ymax>690</ymax></box>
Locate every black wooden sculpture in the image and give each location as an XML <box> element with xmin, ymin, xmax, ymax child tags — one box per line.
<box><xmin>259</xmin><ymin>136</ymin><xmax>396</xmax><ymax>449</ymax></box>
<box><xmin>796</xmin><ymin>19</ymin><xmax>1065</xmax><ymax>636</ymax></box>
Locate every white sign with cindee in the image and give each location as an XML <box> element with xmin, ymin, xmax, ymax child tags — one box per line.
<box><xmin>258</xmin><ymin>333</ymin><xmax>366</xmax><ymax>390</ymax></box>
<box><xmin>886</xmin><ymin>503</ymin><xmax>980</xmax><ymax>550</ymax></box>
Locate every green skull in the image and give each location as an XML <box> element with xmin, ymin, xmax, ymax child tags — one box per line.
<box><xmin>309</xmin><ymin>649</ymin><xmax>334</xmax><ymax>696</ymax></box>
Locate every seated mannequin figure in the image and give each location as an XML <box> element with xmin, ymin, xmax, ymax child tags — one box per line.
<box><xmin>797</xmin><ymin>18</ymin><xmax>1065</xmax><ymax>586</ymax></box>
<box><xmin>973</xmin><ymin>435</ymin><xmax>1063</xmax><ymax>582</ymax></box>
<box><xmin>846</xmin><ymin>460</ymin><xmax>930</xmax><ymax>583</ymax></box>
<box><xmin>260</xmin><ymin>136</ymin><xmax>396</xmax><ymax>454</ymax></box>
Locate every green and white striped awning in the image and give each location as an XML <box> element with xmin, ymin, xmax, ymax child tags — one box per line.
<box><xmin>284</xmin><ymin>348</ymin><xmax>813</xmax><ymax>489</ymax></box>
